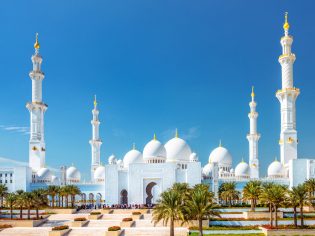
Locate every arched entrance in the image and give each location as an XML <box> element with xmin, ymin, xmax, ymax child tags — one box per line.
<box><xmin>120</xmin><ymin>189</ymin><xmax>128</xmax><ymax>205</ymax></box>
<box><xmin>89</xmin><ymin>193</ymin><xmax>94</xmax><ymax>206</ymax></box>
<box><xmin>96</xmin><ymin>193</ymin><xmax>102</xmax><ymax>208</ymax></box>
<box><xmin>81</xmin><ymin>193</ymin><xmax>86</xmax><ymax>207</ymax></box>
<box><xmin>146</xmin><ymin>182</ymin><xmax>160</xmax><ymax>205</ymax></box>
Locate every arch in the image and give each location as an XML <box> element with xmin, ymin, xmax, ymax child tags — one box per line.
<box><xmin>88</xmin><ymin>193</ymin><xmax>94</xmax><ymax>205</ymax></box>
<box><xmin>146</xmin><ymin>182</ymin><xmax>159</xmax><ymax>205</ymax></box>
<box><xmin>120</xmin><ymin>189</ymin><xmax>128</xmax><ymax>205</ymax></box>
<box><xmin>81</xmin><ymin>193</ymin><xmax>86</xmax><ymax>206</ymax></box>
<box><xmin>96</xmin><ymin>193</ymin><xmax>102</xmax><ymax>207</ymax></box>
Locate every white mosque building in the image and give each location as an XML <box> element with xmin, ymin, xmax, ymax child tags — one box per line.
<box><xmin>0</xmin><ymin>13</ymin><xmax>315</xmax><ymax>205</ymax></box>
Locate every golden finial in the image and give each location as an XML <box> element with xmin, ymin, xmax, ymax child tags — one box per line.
<box><xmin>132</xmin><ymin>143</ymin><xmax>136</xmax><ymax>150</ymax></box>
<box><xmin>283</xmin><ymin>12</ymin><xmax>290</xmax><ymax>31</ymax></box>
<box><xmin>34</xmin><ymin>33</ymin><xmax>40</xmax><ymax>49</ymax></box>
<box><xmin>94</xmin><ymin>95</ymin><xmax>97</xmax><ymax>108</ymax></box>
<box><xmin>153</xmin><ymin>133</ymin><xmax>157</xmax><ymax>141</ymax></box>
<box><xmin>274</xmin><ymin>156</ymin><xmax>278</xmax><ymax>162</ymax></box>
<box><xmin>219</xmin><ymin>139</ymin><xmax>222</xmax><ymax>147</ymax></box>
<box><xmin>251</xmin><ymin>86</ymin><xmax>255</xmax><ymax>98</ymax></box>
<box><xmin>175</xmin><ymin>128</ymin><xmax>179</xmax><ymax>138</ymax></box>
<box><xmin>241</xmin><ymin>157</ymin><xmax>244</xmax><ymax>163</ymax></box>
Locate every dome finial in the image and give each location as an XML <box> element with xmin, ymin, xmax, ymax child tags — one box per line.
<box><xmin>94</xmin><ymin>95</ymin><xmax>97</xmax><ymax>108</ymax></box>
<box><xmin>274</xmin><ymin>156</ymin><xmax>278</xmax><ymax>162</ymax></box>
<box><xmin>175</xmin><ymin>128</ymin><xmax>179</xmax><ymax>138</ymax></box>
<box><xmin>34</xmin><ymin>33</ymin><xmax>40</xmax><ymax>50</ymax></box>
<box><xmin>241</xmin><ymin>157</ymin><xmax>244</xmax><ymax>163</ymax></box>
<box><xmin>153</xmin><ymin>133</ymin><xmax>157</xmax><ymax>140</ymax></box>
<box><xmin>283</xmin><ymin>12</ymin><xmax>290</xmax><ymax>33</ymax></box>
<box><xmin>219</xmin><ymin>139</ymin><xmax>222</xmax><ymax>147</ymax></box>
<box><xmin>132</xmin><ymin>142</ymin><xmax>136</xmax><ymax>150</ymax></box>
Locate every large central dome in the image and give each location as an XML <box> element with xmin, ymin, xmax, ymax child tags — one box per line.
<box><xmin>165</xmin><ymin>137</ymin><xmax>192</xmax><ymax>162</ymax></box>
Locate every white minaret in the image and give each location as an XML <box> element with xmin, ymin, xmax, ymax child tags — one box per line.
<box><xmin>90</xmin><ymin>95</ymin><xmax>102</xmax><ymax>180</ymax></box>
<box><xmin>26</xmin><ymin>33</ymin><xmax>47</xmax><ymax>172</ymax></box>
<box><xmin>276</xmin><ymin>12</ymin><xmax>300</xmax><ymax>165</ymax></box>
<box><xmin>247</xmin><ymin>87</ymin><xmax>260</xmax><ymax>179</ymax></box>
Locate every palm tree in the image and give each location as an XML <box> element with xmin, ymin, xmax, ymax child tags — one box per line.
<box><xmin>293</xmin><ymin>184</ymin><xmax>308</xmax><ymax>227</ymax></box>
<box><xmin>47</xmin><ymin>185</ymin><xmax>59</xmax><ymax>208</ymax></box>
<box><xmin>242</xmin><ymin>181</ymin><xmax>262</xmax><ymax>211</ymax></box>
<box><xmin>67</xmin><ymin>185</ymin><xmax>81</xmax><ymax>208</ymax></box>
<box><xmin>219</xmin><ymin>182</ymin><xmax>240</xmax><ymax>206</ymax></box>
<box><xmin>183</xmin><ymin>184</ymin><xmax>220</xmax><ymax>236</ymax></box>
<box><xmin>15</xmin><ymin>190</ymin><xmax>25</xmax><ymax>219</ymax></box>
<box><xmin>22</xmin><ymin>192</ymin><xmax>34</xmax><ymax>220</ymax></box>
<box><xmin>0</xmin><ymin>184</ymin><xmax>8</xmax><ymax>216</ymax></box>
<box><xmin>152</xmin><ymin>189</ymin><xmax>184</xmax><ymax>236</ymax></box>
<box><xmin>61</xmin><ymin>186</ymin><xmax>71</xmax><ymax>208</ymax></box>
<box><xmin>32</xmin><ymin>189</ymin><xmax>48</xmax><ymax>219</ymax></box>
<box><xmin>287</xmin><ymin>186</ymin><xmax>301</xmax><ymax>228</ymax></box>
<box><xmin>259</xmin><ymin>183</ymin><xmax>276</xmax><ymax>228</ymax></box>
<box><xmin>304</xmin><ymin>178</ymin><xmax>315</xmax><ymax>204</ymax></box>
<box><xmin>5</xmin><ymin>193</ymin><xmax>16</xmax><ymax>219</ymax></box>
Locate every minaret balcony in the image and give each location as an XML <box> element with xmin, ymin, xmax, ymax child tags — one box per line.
<box><xmin>278</xmin><ymin>53</ymin><xmax>295</xmax><ymax>63</ymax></box>
<box><xmin>26</xmin><ymin>102</ymin><xmax>48</xmax><ymax>111</ymax></box>
<box><xmin>29</xmin><ymin>71</ymin><xmax>45</xmax><ymax>80</ymax></box>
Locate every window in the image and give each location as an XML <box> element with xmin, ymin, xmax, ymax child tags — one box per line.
<box><xmin>10</xmin><ymin>173</ymin><xmax>12</xmax><ymax>177</ymax></box>
<box><xmin>5</xmin><ymin>180</ymin><xmax>7</xmax><ymax>183</ymax></box>
<box><xmin>0</xmin><ymin>174</ymin><xmax>2</xmax><ymax>177</ymax></box>
<box><xmin>0</xmin><ymin>180</ymin><xmax>2</xmax><ymax>183</ymax></box>
<box><xmin>10</xmin><ymin>180</ymin><xmax>12</xmax><ymax>183</ymax></box>
<box><xmin>5</xmin><ymin>174</ymin><xmax>7</xmax><ymax>177</ymax></box>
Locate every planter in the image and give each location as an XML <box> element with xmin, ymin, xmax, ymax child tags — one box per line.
<box><xmin>260</xmin><ymin>227</ymin><xmax>315</xmax><ymax>236</ymax></box>
<box><xmin>303</xmin><ymin>206</ymin><xmax>315</xmax><ymax>212</ymax></box>
<box><xmin>0</xmin><ymin>217</ymin><xmax>48</xmax><ymax>227</ymax></box>
<box><xmin>105</xmin><ymin>230</ymin><xmax>122</xmax><ymax>236</ymax></box>
<box><xmin>243</xmin><ymin>211</ymin><xmax>283</xmax><ymax>220</ymax></box>
<box><xmin>88</xmin><ymin>214</ymin><xmax>102</xmax><ymax>220</ymax></box>
<box><xmin>49</xmin><ymin>229</ymin><xmax>71</xmax><ymax>236</ymax></box>
<box><xmin>71</xmin><ymin>220</ymin><xmax>89</xmax><ymax>227</ymax></box>
<box><xmin>132</xmin><ymin>214</ymin><xmax>143</xmax><ymax>220</ymax></box>
<box><xmin>120</xmin><ymin>221</ymin><xmax>135</xmax><ymax>227</ymax></box>
<box><xmin>45</xmin><ymin>208</ymin><xmax>77</xmax><ymax>214</ymax></box>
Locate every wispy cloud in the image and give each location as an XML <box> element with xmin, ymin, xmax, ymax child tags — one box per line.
<box><xmin>161</xmin><ymin>126</ymin><xmax>200</xmax><ymax>141</ymax></box>
<box><xmin>0</xmin><ymin>125</ymin><xmax>30</xmax><ymax>135</ymax></box>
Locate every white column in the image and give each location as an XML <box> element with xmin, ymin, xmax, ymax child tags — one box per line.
<box><xmin>276</xmin><ymin>13</ymin><xmax>299</xmax><ymax>166</ymax></box>
<box><xmin>90</xmin><ymin>96</ymin><xmax>102</xmax><ymax>180</ymax></box>
<box><xmin>247</xmin><ymin>87</ymin><xmax>260</xmax><ymax>179</ymax></box>
<box><xmin>26</xmin><ymin>34</ymin><xmax>47</xmax><ymax>171</ymax></box>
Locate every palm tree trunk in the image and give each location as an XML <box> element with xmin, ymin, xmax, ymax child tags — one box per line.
<box><xmin>27</xmin><ymin>207</ymin><xmax>30</xmax><ymax>220</ymax></box>
<box><xmin>52</xmin><ymin>195</ymin><xmax>55</xmax><ymax>208</ymax></box>
<box><xmin>269</xmin><ymin>203</ymin><xmax>273</xmax><ymax>228</ymax></box>
<box><xmin>250</xmin><ymin>199</ymin><xmax>254</xmax><ymax>211</ymax></box>
<box><xmin>61</xmin><ymin>196</ymin><xmax>64</xmax><ymax>208</ymax></box>
<box><xmin>198</xmin><ymin>218</ymin><xmax>203</xmax><ymax>236</ymax></box>
<box><xmin>300</xmin><ymin>205</ymin><xmax>304</xmax><ymax>227</ymax></box>
<box><xmin>10</xmin><ymin>206</ymin><xmax>13</xmax><ymax>219</ymax></box>
<box><xmin>170</xmin><ymin>219</ymin><xmax>174</xmax><ymax>236</ymax></box>
<box><xmin>66</xmin><ymin>195</ymin><xmax>69</xmax><ymax>208</ymax></box>
<box><xmin>36</xmin><ymin>208</ymin><xmax>39</xmax><ymax>219</ymax></box>
<box><xmin>275</xmin><ymin>205</ymin><xmax>278</xmax><ymax>228</ymax></box>
<box><xmin>20</xmin><ymin>206</ymin><xmax>23</xmax><ymax>219</ymax></box>
<box><xmin>71</xmin><ymin>195</ymin><xmax>74</xmax><ymax>208</ymax></box>
<box><xmin>293</xmin><ymin>206</ymin><xmax>297</xmax><ymax>228</ymax></box>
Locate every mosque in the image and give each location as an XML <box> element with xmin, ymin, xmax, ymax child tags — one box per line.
<box><xmin>0</xmin><ymin>13</ymin><xmax>314</xmax><ymax>205</ymax></box>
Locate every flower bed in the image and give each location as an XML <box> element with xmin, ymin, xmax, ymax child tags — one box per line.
<box><xmin>74</xmin><ymin>217</ymin><xmax>87</xmax><ymax>221</ymax></box>
<box><xmin>0</xmin><ymin>224</ymin><xmax>12</xmax><ymax>229</ymax></box>
<box><xmin>52</xmin><ymin>225</ymin><xmax>69</xmax><ymax>231</ymax></box>
<box><xmin>132</xmin><ymin>212</ymin><xmax>141</xmax><ymax>215</ymax></box>
<box><xmin>188</xmin><ymin>225</ymin><xmax>259</xmax><ymax>231</ymax></box>
<box><xmin>122</xmin><ymin>218</ymin><xmax>133</xmax><ymax>222</ymax></box>
<box><xmin>260</xmin><ymin>225</ymin><xmax>315</xmax><ymax>236</ymax></box>
<box><xmin>108</xmin><ymin>226</ymin><xmax>121</xmax><ymax>231</ymax></box>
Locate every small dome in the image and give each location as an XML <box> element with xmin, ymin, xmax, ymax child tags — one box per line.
<box><xmin>108</xmin><ymin>155</ymin><xmax>117</xmax><ymax>164</ymax></box>
<box><xmin>230</xmin><ymin>168</ymin><xmax>234</xmax><ymax>173</ymax></box>
<box><xmin>116</xmin><ymin>159</ymin><xmax>123</xmax><ymax>168</ymax></box>
<box><xmin>94</xmin><ymin>166</ymin><xmax>105</xmax><ymax>181</ymax></box>
<box><xmin>209</xmin><ymin>146</ymin><xmax>232</xmax><ymax>167</ymax></box>
<box><xmin>202</xmin><ymin>163</ymin><xmax>213</xmax><ymax>177</ymax></box>
<box><xmin>190</xmin><ymin>153</ymin><xmax>198</xmax><ymax>162</ymax></box>
<box><xmin>235</xmin><ymin>161</ymin><xmax>250</xmax><ymax>177</ymax></box>
<box><xmin>37</xmin><ymin>168</ymin><xmax>52</xmax><ymax>180</ymax></box>
<box><xmin>268</xmin><ymin>160</ymin><xmax>284</xmax><ymax>177</ymax></box>
<box><xmin>51</xmin><ymin>175</ymin><xmax>59</xmax><ymax>184</ymax></box>
<box><xmin>143</xmin><ymin>137</ymin><xmax>166</xmax><ymax>161</ymax></box>
<box><xmin>66</xmin><ymin>166</ymin><xmax>81</xmax><ymax>181</ymax></box>
<box><xmin>165</xmin><ymin>137</ymin><xmax>192</xmax><ymax>162</ymax></box>
<box><xmin>123</xmin><ymin>149</ymin><xmax>143</xmax><ymax>168</ymax></box>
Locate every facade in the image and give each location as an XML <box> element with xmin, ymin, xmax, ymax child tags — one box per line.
<box><xmin>0</xmin><ymin>13</ymin><xmax>315</xmax><ymax>204</ymax></box>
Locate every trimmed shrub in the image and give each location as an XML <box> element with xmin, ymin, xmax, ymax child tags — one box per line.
<box><xmin>90</xmin><ymin>212</ymin><xmax>101</xmax><ymax>215</ymax></box>
<box><xmin>74</xmin><ymin>217</ymin><xmax>87</xmax><ymax>221</ymax></box>
<box><xmin>52</xmin><ymin>225</ymin><xmax>69</xmax><ymax>231</ymax></box>
<box><xmin>132</xmin><ymin>212</ymin><xmax>141</xmax><ymax>215</ymax></box>
<box><xmin>0</xmin><ymin>224</ymin><xmax>12</xmax><ymax>229</ymax></box>
<box><xmin>108</xmin><ymin>226</ymin><xmax>121</xmax><ymax>231</ymax></box>
<box><xmin>122</xmin><ymin>217</ymin><xmax>133</xmax><ymax>222</ymax></box>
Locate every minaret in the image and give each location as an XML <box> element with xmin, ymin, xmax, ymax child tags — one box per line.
<box><xmin>246</xmin><ymin>87</ymin><xmax>260</xmax><ymax>178</ymax></box>
<box><xmin>276</xmin><ymin>12</ymin><xmax>300</xmax><ymax>165</ymax></box>
<box><xmin>26</xmin><ymin>33</ymin><xmax>47</xmax><ymax>172</ymax></box>
<box><xmin>90</xmin><ymin>95</ymin><xmax>102</xmax><ymax>180</ymax></box>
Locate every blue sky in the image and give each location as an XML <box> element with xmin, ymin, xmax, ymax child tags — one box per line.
<box><xmin>0</xmin><ymin>1</ymin><xmax>315</xmax><ymax>179</ymax></box>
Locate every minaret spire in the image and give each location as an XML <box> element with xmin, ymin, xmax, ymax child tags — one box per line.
<box><xmin>247</xmin><ymin>86</ymin><xmax>260</xmax><ymax>179</ymax></box>
<box><xmin>277</xmin><ymin>12</ymin><xmax>299</xmax><ymax>166</ymax></box>
<box><xmin>27</xmin><ymin>33</ymin><xmax>47</xmax><ymax>172</ymax></box>
<box><xmin>90</xmin><ymin>95</ymin><xmax>102</xmax><ymax>181</ymax></box>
